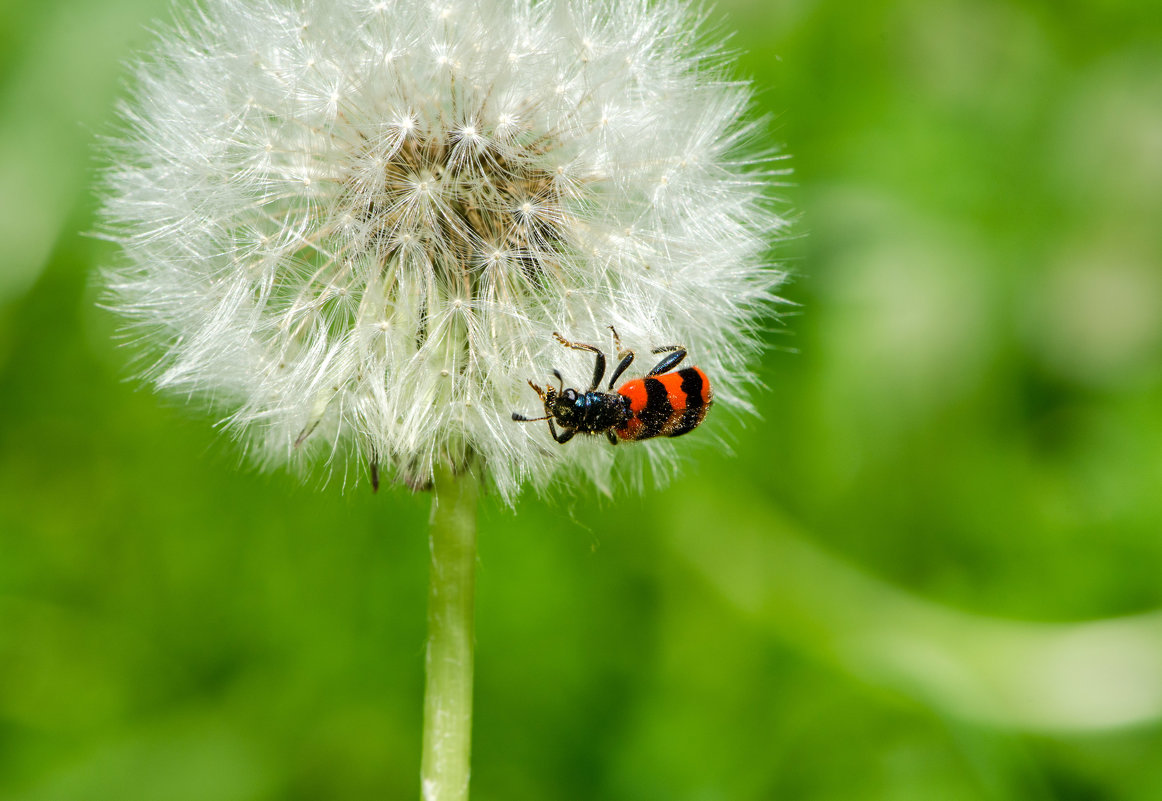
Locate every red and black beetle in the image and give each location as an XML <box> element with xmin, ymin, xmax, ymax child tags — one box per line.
<box><xmin>512</xmin><ymin>327</ymin><xmax>713</xmax><ymax>445</ymax></box>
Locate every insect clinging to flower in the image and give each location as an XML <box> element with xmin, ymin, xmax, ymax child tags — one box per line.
<box><xmin>100</xmin><ymin>0</ymin><xmax>788</xmax><ymax>498</ymax></box>
<box><xmin>513</xmin><ymin>328</ymin><xmax>713</xmax><ymax>446</ymax></box>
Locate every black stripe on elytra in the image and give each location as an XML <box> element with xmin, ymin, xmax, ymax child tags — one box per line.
<box><xmin>640</xmin><ymin>377</ymin><xmax>673</xmax><ymax>437</ymax></box>
<box><xmin>669</xmin><ymin>368</ymin><xmax>707</xmax><ymax>437</ymax></box>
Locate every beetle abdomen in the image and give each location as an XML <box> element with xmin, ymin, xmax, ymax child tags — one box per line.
<box><xmin>615</xmin><ymin>366</ymin><xmax>712</xmax><ymax>441</ymax></box>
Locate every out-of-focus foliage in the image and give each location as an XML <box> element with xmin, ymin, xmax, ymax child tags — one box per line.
<box><xmin>2</xmin><ymin>0</ymin><xmax>1161</xmax><ymax>798</ymax></box>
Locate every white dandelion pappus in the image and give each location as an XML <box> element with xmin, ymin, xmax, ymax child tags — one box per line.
<box><xmin>101</xmin><ymin>0</ymin><xmax>789</xmax><ymax>499</ymax></box>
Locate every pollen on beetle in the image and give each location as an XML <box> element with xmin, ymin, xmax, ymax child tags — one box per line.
<box><xmin>100</xmin><ymin>0</ymin><xmax>790</xmax><ymax>499</ymax></box>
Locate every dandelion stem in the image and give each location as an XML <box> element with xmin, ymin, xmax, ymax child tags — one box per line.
<box><xmin>421</xmin><ymin>462</ymin><xmax>479</xmax><ymax>801</ymax></box>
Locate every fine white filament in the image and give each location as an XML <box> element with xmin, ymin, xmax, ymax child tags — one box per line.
<box><xmin>102</xmin><ymin>0</ymin><xmax>789</xmax><ymax>498</ymax></box>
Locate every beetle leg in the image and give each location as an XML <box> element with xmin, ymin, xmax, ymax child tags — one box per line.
<box><xmin>647</xmin><ymin>345</ymin><xmax>687</xmax><ymax>376</ymax></box>
<box><xmin>604</xmin><ymin>326</ymin><xmax>637</xmax><ymax>388</ymax></box>
<box><xmin>607</xmin><ymin>350</ymin><xmax>636</xmax><ymax>389</ymax></box>
<box><xmin>553</xmin><ymin>332</ymin><xmax>606</xmax><ymax>392</ymax></box>
<box><xmin>548</xmin><ymin>419</ymin><xmax>576</xmax><ymax>444</ymax></box>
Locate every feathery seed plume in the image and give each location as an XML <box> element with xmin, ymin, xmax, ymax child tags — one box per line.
<box><xmin>101</xmin><ymin>0</ymin><xmax>789</xmax><ymax>498</ymax></box>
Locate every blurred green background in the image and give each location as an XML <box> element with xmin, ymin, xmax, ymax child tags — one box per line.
<box><xmin>3</xmin><ymin>0</ymin><xmax>1162</xmax><ymax>798</ymax></box>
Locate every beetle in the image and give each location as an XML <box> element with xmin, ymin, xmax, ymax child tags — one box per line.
<box><xmin>511</xmin><ymin>327</ymin><xmax>712</xmax><ymax>444</ymax></box>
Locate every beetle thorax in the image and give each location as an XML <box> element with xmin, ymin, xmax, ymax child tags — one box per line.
<box><xmin>547</xmin><ymin>388</ymin><xmax>629</xmax><ymax>433</ymax></box>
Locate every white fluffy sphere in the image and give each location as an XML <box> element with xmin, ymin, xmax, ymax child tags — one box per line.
<box><xmin>102</xmin><ymin>0</ymin><xmax>789</xmax><ymax>498</ymax></box>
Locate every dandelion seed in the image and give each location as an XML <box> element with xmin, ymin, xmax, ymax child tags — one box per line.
<box><xmin>100</xmin><ymin>0</ymin><xmax>789</xmax><ymax>499</ymax></box>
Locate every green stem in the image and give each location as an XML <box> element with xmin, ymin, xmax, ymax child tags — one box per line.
<box><xmin>421</xmin><ymin>463</ymin><xmax>479</xmax><ymax>801</ymax></box>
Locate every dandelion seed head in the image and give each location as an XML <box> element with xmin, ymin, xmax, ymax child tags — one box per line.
<box><xmin>101</xmin><ymin>0</ymin><xmax>790</xmax><ymax>499</ymax></box>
